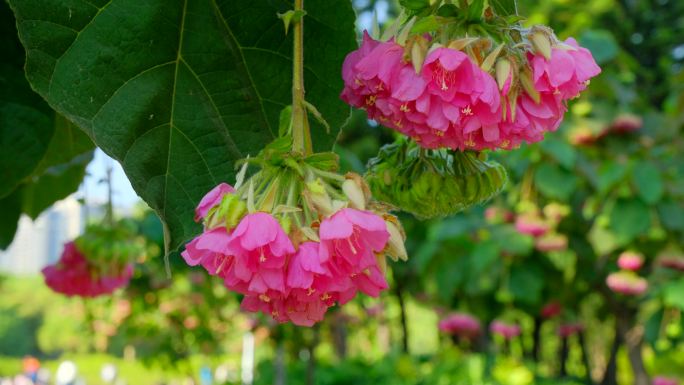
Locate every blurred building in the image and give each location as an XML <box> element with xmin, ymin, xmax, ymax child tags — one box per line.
<box><xmin>0</xmin><ymin>196</ymin><xmax>84</xmax><ymax>275</ymax></box>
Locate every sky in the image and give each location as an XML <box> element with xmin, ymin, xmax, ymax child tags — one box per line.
<box><xmin>80</xmin><ymin>149</ymin><xmax>141</xmax><ymax>209</ymax></box>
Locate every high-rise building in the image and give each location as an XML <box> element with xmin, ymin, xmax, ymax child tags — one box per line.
<box><xmin>0</xmin><ymin>196</ymin><xmax>84</xmax><ymax>275</ymax></box>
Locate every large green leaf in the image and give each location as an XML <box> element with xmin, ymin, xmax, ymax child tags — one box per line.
<box><xmin>0</xmin><ymin>190</ymin><xmax>22</xmax><ymax>249</ymax></box>
<box><xmin>534</xmin><ymin>163</ymin><xmax>577</xmax><ymax>201</ymax></box>
<box><xmin>0</xmin><ymin>1</ymin><xmax>54</xmax><ymax>197</ymax></box>
<box><xmin>608</xmin><ymin>199</ymin><xmax>651</xmax><ymax>244</ymax></box>
<box><xmin>632</xmin><ymin>160</ymin><xmax>663</xmax><ymax>205</ymax></box>
<box><xmin>9</xmin><ymin>0</ymin><xmax>357</xmax><ymax>253</ymax></box>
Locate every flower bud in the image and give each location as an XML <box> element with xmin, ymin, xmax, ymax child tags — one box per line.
<box><xmin>495</xmin><ymin>59</ymin><xmax>511</xmax><ymax>91</ymax></box>
<box><xmin>410</xmin><ymin>36</ymin><xmax>429</xmax><ymax>74</ymax></box>
<box><xmin>303</xmin><ymin>179</ymin><xmax>334</xmax><ymax>216</ymax></box>
<box><xmin>520</xmin><ymin>67</ymin><xmax>541</xmax><ymax>104</ymax></box>
<box><xmin>529</xmin><ymin>28</ymin><xmax>552</xmax><ymax>60</ymax></box>
<box><xmin>384</xmin><ymin>216</ymin><xmax>408</xmax><ymax>261</ymax></box>
<box><xmin>342</xmin><ymin>173</ymin><xmax>370</xmax><ymax>210</ymax></box>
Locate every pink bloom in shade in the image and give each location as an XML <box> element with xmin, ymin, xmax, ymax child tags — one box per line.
<box><xmin>653</xmin><ymin>377</ymin><xmax>678</xmax><ymax>385</ymax></box>
<box><xmin>529</xmin><ymin>38</ymin><xmax>601</xmax><ymax>100</ymax></box>
<box><xmin>194</xmin><ymin>183</ymin><xmax>235</xmax><ymax>222</ymax></box>
<box><xmin>540</xmin><ymin>301</ymin><xmax>562</xmax><ymax>319</ymax></box>
<box><xmin>606</xmin><ymin>271</ymin><xmax>648</xmax><ymax>296</ymax></box>
<box><xmin>438</xmin><ymin>313</ymin><xmax>482</xmax><ymax>339</ymax></box>
<box><xmin>490</xmin><ymin>320</ymin><xmax>521</xmax><ymax>340</ymax></box>
<box><xmin>515</xmin><ymin>214</ymin><xmax>550</xmax><ymax>237</ymax></box>
<box><xmin>535</xmin><ymin>233</ymin><xmax>568</xmax><ymax>252</ymax></box>
<box><xmin>617</xmin><ymin>251</ymin><xmax>644</xmax><ymax>271</ymax></box>
<box><xmin>42</xmin><ymin>242</ymin><xmax>132</xmax><ymax>297</ymax></box>
<box><xmin>609</xmin><ymin>114</ymin><xmax>642</xmax><ymax>134</ymax></box>
<box><xmin>557</xmin><ymin>322</ymin><xmax>584</xmax><ymax>338</ymax></box>
<box><xmin>319</xmin><ymin>208</ymin><xmax>390</xmax><ymax>297</ymax></box>
<box><xmin>659</xmin><ymin>253</ymin><xmax>684</xmax><ymax>272</ymax></box>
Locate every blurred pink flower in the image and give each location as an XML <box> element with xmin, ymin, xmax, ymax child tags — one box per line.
<box><xmin>439</xmin><ymin>312</ymin><xmax>482</xmax><ymax>339</ymax></box>
<box><xmin>557</xmin><ymin>322</ymin><xmax>584</xmax><ymax>338</ymax></box>
<box><xmin>653</xmin><ymin>377</ymin><xmax>678</xmax><ymax>385</ymax></box>
<box><xmin>617</xmin><ymin>251</ymin><xmax>644</xmax><ymax>271</ymax></box>
<box><xmin>490</xmin><ymin>320</ymin><xmax>521</xmax><ymax>339</ymax></box>
<box><xmin>541</xmin><ymin>301</ymin><xmax>562</xmax><ymax>319</ymax></box>
<box><xmin>606</xmin><ymin>271</ymin><xmax>648</xmax><ymax>296</ymax></box>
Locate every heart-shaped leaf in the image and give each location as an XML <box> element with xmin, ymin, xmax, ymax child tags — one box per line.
<box><xmin>9</xmin><ymin>0</ymin><xmax>356</xmax><ymax>253</ymax></box>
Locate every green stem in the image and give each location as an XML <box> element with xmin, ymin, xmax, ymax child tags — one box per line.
<box><xmin>291</xmin><ymin>0</ymin><xmax>313</xmax><ymax>156</ymax></box>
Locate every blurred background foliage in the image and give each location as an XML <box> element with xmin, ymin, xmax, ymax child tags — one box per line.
<box><xmin>1</xmin><ymin>0</ymin><xmax>684</xmax><ymax>384</ymax></box>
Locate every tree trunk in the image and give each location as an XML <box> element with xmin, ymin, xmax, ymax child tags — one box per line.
<box><xmin>332</xmin><ymin>314</ymin><xmax>348</xmax><ymax>360</ymax></box>
<box><xmin>532</xmin><ymin>316</ymin><xmax>543</xmax><ymax>362</ymax></box>
<box><xmin>600</xmin><ymin>325</ymin><xmax>621</xmax><ymax>385</ymax></box>
<box><xmin>394</xmin><ymin>281</ymin><xmax>409</xmax><ymax>354</ymax></box>
<box><xmin>306</xmin><ymin>327</ymin><xmax>320</xmax><ymax>385</ymax></box>
<box><xmin>559</xmin><ymin>336</ymin><xmax>569</xmax><ymax>377</ymax></box>
<box><xmin>577</xmin><ymin>331</ymin><xmax>594</xmax><ymax>385</ymax></box>
<box><xmin>616</xmin><ymin>310</ymin><xmax>649</xmax><ymax>385</ymax></box>
<box><xmin>274</xmin><ymin>342</ymin><xmax>286</xmax><ymax>385</ymax></box>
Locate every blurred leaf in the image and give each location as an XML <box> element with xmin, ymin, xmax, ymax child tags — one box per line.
<box><xmin>400</xmin><ymin>0</ymin><xmax>431</xmax><ymax>12</ymax></box>
<box><xmin>596</xmin><ymin>161</ymin><xmax>628</xmax><ymax>193</ymax></box>
<box><xmin>608</xmin><ymin>199</ymin><xmax>651</xmax><ymax>243</ymax></box>
<box><xmin>490</xmin><ymin>224</ymin><xmax>534</xmax><ymax>255</ymax></box>
<box><xmin>644</xmin><ymin>308</ymin><xmax>664</xmax><ymax>346</ymax></box>
<box><xmin>657</xmin><ymin>200</ymin><xmax>684</xmax><ymax>231</ymax></box>
<box><xmin>663</xmin><ymin>278</ymin><xmax>684</xmax><ymax>310</ymax></box>
<box><xmin>540</xmin><ymin>138</ymin><xmax>577</xmax><ymax>169</ymax></box>
<box><xmin>588</xmin><ymin>222</ymin><xmax>620</xmax><ymax>256</ymax></box>
<box><xmin>412</xmin><ymin>16</ymin><xmax>441</xmax><ymax>34</ymax></box>
<box><xmin>466</xmin><ymin>0</ymin><xmax>486</xmax><ymax>21</ymax></box>
<box><xmin>534</xmin><ymin>163</ymin><xmax>577</xmax><ymax>201</ymax></box>
<box><xmin>490</xmin><ymin>0</ymin><xmax>517</xmax><ymax>16</ymax></box>
<box><xmin>508</xmin><ymin>264</ymin><xmax>544</xmax><ymax>305</ymax></box>
<box><xmin>470</xmin><ymin>240</ymin><xmax>500</xmax><ymax>275</ymax></box>
<box><xmin>579</xmin><ymin>30</ymin><xmax>619</xmax><ymax>64</ymax></box>
<box><xmin>632</xmin><ymin>161</ymin><xmax>663</xmax><ymax>204</ymax></box>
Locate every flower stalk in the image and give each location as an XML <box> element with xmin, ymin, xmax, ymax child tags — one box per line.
<box><xmin>291</xmin><ymin>0</ymin><xmax>313</xmax><ymax>156</ymax></box>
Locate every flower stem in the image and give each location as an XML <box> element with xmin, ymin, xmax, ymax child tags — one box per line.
<box><xmin>291</xmin><ymin>0</ymin><xmax>313</xmax><ymax>156</ymax></box>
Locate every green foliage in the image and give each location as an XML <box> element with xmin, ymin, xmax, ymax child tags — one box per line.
<box><xmin>8</xmin><ymin>0</ymin><xmax>357</xmax><ymax>253</ymax></box>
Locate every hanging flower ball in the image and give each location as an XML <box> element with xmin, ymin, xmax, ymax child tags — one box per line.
<box><xmin>535</xmin><ymin>233</ymin><xmax>568</xmax><ymax>252</ymax></box>
<box><xmin>438</xmin><ymin>312</ymin><xmax>482</xmax><ymax>339</ymax></box>
<box><xmin>42</xmin><ymin>222</ymin><xmax>143</xmax><ymax>297</ymax></box>
<box><xmin>490</xmin><ymin>320</ymin><xmax>521</xmax><ymax>340</ymax></box>
<box><xmin>181</xmin><ymin>138</ymin><xmax>407</xmax><ymax>326</ymax></box>
<box><xmin>540</xmin><ymin>301</ymin><xmax>563</xmax><ymax>319</ymax></box>
<box><xmin>606</xmin><ymin>271</ymin><xmax>648</xmax><ymax>296</ymax></box>
<box><xmin>557</xmin><ymin>322</ymin><xmax>584</xmax><ymax>338</ymax></box>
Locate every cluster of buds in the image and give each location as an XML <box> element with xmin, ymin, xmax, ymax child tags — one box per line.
<box><xmin>181</xmin><ymin>138</ymin><xmax>407</xmax><ymax>326</ymax></box>
<box><xmin>489</xmin><ymin>320</ymin><xmax>521</xmax><ymax>340</ymax></box>
<box><xmin>438</xmin><ymin>312</ymin><xmax>482</xmax><ymax>340</ymax></box>
<box><xmin>365</xmin><ymin>137</ymin><xmax>507</xmax><ymax>219</ymax></box>
<box><xmin>514</xmin><ymin>202</ymin><xmax>570</xmax><ymax>252</ymax></box>
<box><xmin>340</xmin><ymin>11</ymin><xmax>600</xmax><ymax>151</ymax></box>
<box><xmin>42</xmin><ymin>223</ymin><xmax>143</xmax><ymax>297</ymax></box>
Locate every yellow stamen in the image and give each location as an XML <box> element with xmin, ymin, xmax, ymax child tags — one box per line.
<box><xmin>400</xmin><ymin>104</ymin><xmax>411</xmax><ymax>112</ymax></box>
<box><xmin>306</xmin><ymin>287</ymin><xmax>316</xmax><ymax>296</ymax></box>
<box><xmin>259</xmin><ymin>294</ymin><xmax>271</xmax><ymax>303</ymax></box>
<box><xmin>366</xmin><ymin>95</ymin><xmax>377</xmax><ymax>106</ymax></box>
<box><xmin>462</xmin><ymin>105</ymin><xmax>473</xmax><ymax>116</ymax></box>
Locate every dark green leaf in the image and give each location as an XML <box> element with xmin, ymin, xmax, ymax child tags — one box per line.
<box><xmin>489</xmin><ymin>0</ymin><xmax>518</xmax><ymax>16</ymax></box>
<box><xmin>399</xmin><ymin>0</ymin><xmax>431</xmax><ymax>12</ymax></box>
<box><xmin>490</xmin><ymin>224</ymin><xmax>533</xmax><ymax>255</ymax></box>
<box><xmin>596</xmin><ymin>161</ymin><xmax>628</xmax><ymax>193</ymax></box>
<box><xmin>632</xmin><ymin>161</ymin><xmax>663</xmax><ymax>204</ymax></box>
<box><xmin>508</xmin><ymin>264</ymin><xmax>544</xmax><ymax>305</ymax></box>
<box><xmin>9</xmin><ymin>0</ymin><xmax>357</xmax><ymax>253</ymax></box>
<box><xmin>470</xmin><ymin>240</ymin><xmax>500</xmax><ymax>275</ymax></box>
<box><xmin>658</xmin><ymin>200</ymin><xmax>684</xmax><ymax>231</ymax></box>
<box><xmin>466</xmin><ymin>0</ymin><xmax>486</xmax><ymax>21</ymax></box>
<box><xmin>534</xmin><ymin>163</ymin><xmax>577</xmax><ymax>201</ymax></box>
<box><xmin>0</xmin><ymin>189</ymin><xmax>22</xmax><ymax>249</ymax></box>
<box><xmin>0</xmin><ymin>2</ymin><xmax>54</xmax><ymax>197</ymax></box>
<box><xmin>608</xmin><ymin>199</ymin><xmax>651</xmax><ymax>244</ymax></box>
<box><xmin>540</xmin><ymin>137</ymin><xmax>576</xmax><ymax>169</ymax></box>
<box><xmin>663</xmin><ymin>278</ymin><xmax>684</xmax><ymax>310</ymax></box>
<box><xmin>411</xmin><ymin>15</ymin><xmax>442</xmax><ymax>34</ymax></box>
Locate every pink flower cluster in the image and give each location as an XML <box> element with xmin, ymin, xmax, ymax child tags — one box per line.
<box><xmin>182</xmin><ymin>184</ymin><xmax>390</xmax><ymax>326</ymax></box>
<box><xmin>606</xmin><ymin>271</ymin><xmax>648</xmax><ymax>296</ymax></box>
<box><xmin>341</xmin><ymin>32</ymin><xmax>600</xmax><ymax>151</ymax></box>
<box><xmin>438</xmin><ymin>312</ymin><xmax>482</xmax><ymax>339</ymax></box>
<box><xmin>489</xmin><ymin>320</ymin><xmax>521</xmax><ymax>340</ymax></box>
<box><xmin>540</xmin><ymin>301</ymin><xmax>562</xmax><ymax>319</ymax></box>
<box><xmin>515</xmin><ymin>213</ymin><xmax>550</xmax><ymax>237</ymax></box>
<box><xmin>42</xmin><ymin>242</ymin><xmax>133</xmax><ymax>297</ymax></box>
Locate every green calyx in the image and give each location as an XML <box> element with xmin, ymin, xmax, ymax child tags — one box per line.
<box><xmin>365</xmin><ymin>138</ymin><xmax>508</xmax><ymax>219</ymax></box>
<box><xmin>74</xmin><ymin>221</ymin><xmax>146</xmax><ymax>276</ymax></box>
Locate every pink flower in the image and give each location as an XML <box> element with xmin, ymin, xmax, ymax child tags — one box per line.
<box><xmin>609</xmin><ymin>114</ymin><xmax>642</xmax><ymax>134</ymax></box>
<box><xmin>490</xmin><ymin>320</ymin><xmax>521</xmax><ymax>339</ymax></box>
<box><xmin>42</xmin><ymin>242</ymin><xmax>133</xmax><ymax>297</ymax></box>
<box><xmin>535</xmin><ymin>233</ymin><xmax>568</xmax><ymax>252</ymax></box>
<box><xmin>515</xmin><ymin>214</ymin><xmax>549</xmax><ymax>237</ymax></box>
<box><xmin>319</xmin><ymin>208</ymin><xmax>390</xmax><ymax>298</ymax></box>
<box><xmin>438</xmin><ymin>312</ymin><xmax>481</xmax><ymax>339</ymax></box>
<box><xmin>557</xmin><ymin>322</ymin><xmax>584</xmax><ymax>338</ymax></box>
<box><xmin>194</xmin><ymin>183</ymin><xmax>235</xmax><ymax>221</ymax></box>
<box><xmin>617</xmin><ymin>251</ymin><xmax>644</xmax><ymax>271</ymax></box>
<box><xmin>529</xmin><ymin>38</ymin><xmax>601</xmax><ymax>100</ymax></box>
<box><xmin>606</xmin><ymin>271</ymin><xmax>648</xmax><ymax>296</ymax></box>
<box><xmin>540</xmin><ymin>301</ymin><xmax>562</xmax><ymax>319</ymax></box>
<box><xmin>659</xmin><ymin>253</ymin><xmax>684</xmax><ymax>272</ymax></box>
<box><xmin>653</xmin><ymin>377</ymin><xmax>678</xmax><ymax>385</ymax></box>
